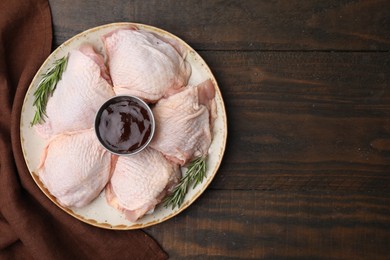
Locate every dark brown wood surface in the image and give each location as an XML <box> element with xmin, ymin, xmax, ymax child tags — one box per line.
<box><xmin>49</xmin><ymin>0</ymin><xmax>390</xmax><ymax>258</ymax></box>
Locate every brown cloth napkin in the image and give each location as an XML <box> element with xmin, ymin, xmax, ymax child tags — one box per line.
<box><xmin>0</xmin><ymin>0</ymin><xmax>167</xmax><ymax>259</ymax></box>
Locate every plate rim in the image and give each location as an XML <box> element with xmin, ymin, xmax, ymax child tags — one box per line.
<box><xmin>20</xmin><ymin>22</ymin><xmax>228</xmax><ymax>230</ymax></box>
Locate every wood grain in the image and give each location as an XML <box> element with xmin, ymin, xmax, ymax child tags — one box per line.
<box><xmin>199</xmin><ymin>51</ymin><xmax>390</xmax><ymax>191</ymax></box>
<box><xmin>49</xmin><ymin>0</ymin><xmax>390</xmax><ymax>51</ymax></box>
<box><xmin>146</xmin><ymin>190</ymin><xmax>390</xmax><ymax>259</ymax></box>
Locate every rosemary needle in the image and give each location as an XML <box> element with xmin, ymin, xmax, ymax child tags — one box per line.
<box><xmin>31</xmin><ymin>55</ymin><xmax>68</xmax><ymax>126</ymax></box>
<box><xmin>163</xmin><ymin>157</ymin><xmax>207</xmax><ymax>210</ymax></box>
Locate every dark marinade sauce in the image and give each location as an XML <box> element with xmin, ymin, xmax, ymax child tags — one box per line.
<box><xmin>97</xmin><ymin>97</ymin><xmax>152</xmax><ymax>153</ymax></box>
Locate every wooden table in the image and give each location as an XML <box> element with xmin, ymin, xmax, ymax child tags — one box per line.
<box><xmin>49</xmin><ymin>1</ymin><xmax>390</xmax><ymax>258</ymax></box>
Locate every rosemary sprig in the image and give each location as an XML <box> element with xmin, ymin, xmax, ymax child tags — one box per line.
<box><xmin>164</xmin><ymin>157</ymin><xmax>207</xmax><ymax>210</ymax></box>
<box><xmin>31</xmin><ymin>55</ymin><xmax>68</xmax><ymax>126</ymax></box>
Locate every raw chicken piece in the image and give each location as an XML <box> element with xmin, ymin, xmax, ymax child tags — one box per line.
<box><xmin>37</xmin><ymin>129</ymin><xmax>113</xmax><ymax>208</ymax></box>
<box><xmin>150</xmin><ymin>79</ymin><xmax>216</xmax><ymax>165</ymax></box>
<box><xmin>105</xmin><ymin>147</ymin><xmax>180</xmax><ymax>222</ymax></box>
<box><xmin>34</xmin><ymin>44</ymin><xmax>115</xmax><ymax>138</ymax></box>
<box><xmin>103</xmin><ymin>28</ymin><xmax>191</xmax><ymax>102</ymax></box>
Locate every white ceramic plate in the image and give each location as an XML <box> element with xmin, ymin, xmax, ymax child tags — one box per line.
<box><xmin>20</xmin><ymin>23</ymin><xmax>227</xmax><ymax>229</ymax></box>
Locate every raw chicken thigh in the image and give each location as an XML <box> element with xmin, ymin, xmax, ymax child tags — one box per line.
<box><xmin>150</xmin><ymin>80</ymin><xmax>216</xmax><ymax>165</ymax></box>
<box><xmin>37</xmin><ymin>129</ymin><xmax>113</xmax><ymax>208</ymax></box>
<box><xmin>103</xmin><ymin>28</ymin><xmax>191</xmax><ymax>102</ymax></box>
<box><xmin>105</xmin><ymin>147</ymin><xmax>180</xmax><ymax>222</ymax></box>
<box><xmin>34</xmin><ymin>44</ymin><xmax>115</xmax><ymax>138</ymax></box>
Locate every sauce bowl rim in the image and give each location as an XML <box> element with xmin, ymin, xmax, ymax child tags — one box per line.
<box><xmin>94</xmin><ymin>95</ymin><xmax>155</xmax><ymax>156</ymax></box>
